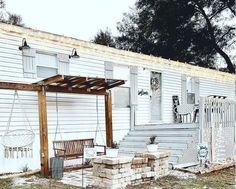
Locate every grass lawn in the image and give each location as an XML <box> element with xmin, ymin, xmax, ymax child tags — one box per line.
<box><xmin>153</xmin><ymin>166</ymin><xmax>235</xmax><ymax>189</ymax></box>
<box><xmin>0</xmin><ymin>167</ymin><xmax>235</xmax><ymax>189</ymax></box>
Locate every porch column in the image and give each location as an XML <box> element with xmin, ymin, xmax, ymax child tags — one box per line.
<box><xmin>38</xmin><ymin>87</ymin><xmax>49</xmax><ymax>176</ymax></box>
<box><xmin>105</xmin><ymin>91</ymin><xmax>113</xmax><ymax>147</ymax></box>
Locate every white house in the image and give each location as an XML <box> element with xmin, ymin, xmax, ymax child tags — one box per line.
<box><xmin>0</xmin><ymin>23</ymin><xmax>235</xmax><ymax>173</ymax></box>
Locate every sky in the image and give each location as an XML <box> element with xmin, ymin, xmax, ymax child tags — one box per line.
<box><xmin>5</xmin><ymin>0</ymin><xmax>136</xmax><ymax>41</ymax></box>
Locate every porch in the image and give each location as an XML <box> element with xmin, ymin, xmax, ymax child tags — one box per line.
<box><xmin>120</xmin><ymin>96</ymin><xmax>236</xmax><ymax>166</ymax></box>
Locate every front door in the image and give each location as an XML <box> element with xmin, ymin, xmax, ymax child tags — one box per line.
<box><xmin>150</xmin><ymin>71</ymin><xmax>162</xmax><ymax>122</ymax></box>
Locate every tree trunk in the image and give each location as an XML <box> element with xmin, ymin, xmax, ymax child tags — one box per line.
<box><xmin>214</xmin><ymin>44</ymin><xmax>235</xmax><ymax>73</ymax></box>
<box><xmin>195</xmin><ymin>2</ymin><xmax>235</xmax><ymax>73</ymax></box>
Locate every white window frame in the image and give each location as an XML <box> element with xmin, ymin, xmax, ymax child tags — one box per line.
<box><xmin>36</xmin><ymin>51</ymin><xmax>58</xmax><ymax>79</ymax></box>
<box><xmin>113</xmin><ymin>86</ymin><xmax>131</xmax><ymax>108</ymax></box>
<box><xmin>182</xmin><ymin>75</ymin><xmax>199</xmax><ymax>104</ymax></box>
<box><xmin>111</xmin><ymin>64</ymin><xmax>131</xmax><ymax>109</ymax></box>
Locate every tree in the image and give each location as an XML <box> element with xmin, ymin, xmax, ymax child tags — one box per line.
<box><xmin>117</xmin><ymin>0</ymin><xmax>235</xmax><ymax>73</ymax></box>
<box><xmin>0</xmin><ymin>0</ymin><xmax>23</xmax><ymax>26</ymax></box>
<box><xmin>92</xmin><ymin>28</ymin><xmax>116</xmax><ymax>48</ymax></box>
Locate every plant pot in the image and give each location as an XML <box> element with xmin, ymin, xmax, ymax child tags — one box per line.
<box><xmin>106</xmin><ymin>148</ymin><xmax>119</xmax><ymax>158</ymax></box>
<box><xmin>147</xmin><ymin>144</ymin><xmax>158</xmax><ymax>152</ymax></box>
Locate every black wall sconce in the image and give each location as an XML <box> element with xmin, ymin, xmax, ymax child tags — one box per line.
<box><xmin>69</xmin><ymin>48</ymin><xmax>80</xmax><ymax>59</ymax></box>
<box><xmin>19</xmin><ymin>38</ymin><xmax>30</xmax><ymax>50</ymax></box>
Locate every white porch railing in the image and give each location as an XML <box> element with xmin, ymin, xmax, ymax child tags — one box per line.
<box><xmin>199</xmin><ymin>97</ymin><xmax>236</xmax><ymax>163</ymax></box>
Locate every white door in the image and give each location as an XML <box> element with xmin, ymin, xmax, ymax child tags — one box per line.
<box><xmin>150</xmin><ymin>72</ymin><xmax>162</xmax><ymax>122</ymax></box>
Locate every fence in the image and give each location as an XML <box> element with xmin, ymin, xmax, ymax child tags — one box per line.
<box><xmin>199</xmin><ymin>97</ymin><xmax>236</xmax><ymax>163</ymax></box>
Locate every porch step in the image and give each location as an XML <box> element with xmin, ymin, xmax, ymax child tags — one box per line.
<box><xmin>119</xmin><ymin>124</ymin><xmax>199</xmax><ymax>165</ymax></box>
<box><xmin>119</xmin><ymin>141</ymin><xmax>188</xmax><ymax>149</ymax></box>
<box><xmin>128</xmin><ymin>130</ymin><xmax>198</xmax><ymax>135</ymax></box>
<box><xmin>135</xmin><ymin>123</ymin><xmax>198</xmax><ymax>130</ymax></box>
<box><xmin>123</xmin><ymin>136</ymin><xmax>193</xmax><ymax>142</ymax></box>
<box><xmin>119</xmin><ymin>147</ymin><xmax>183</xmax><ymax>156</ymax></box>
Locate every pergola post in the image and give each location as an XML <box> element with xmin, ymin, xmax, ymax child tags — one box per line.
<box><xmin>38</xmin><ymin>87</ymin><xmax>49</xmax><ymax>176</ymax></box>
<box><xmin>105</xmin><ymin>91</ymin><xmax>113</xmax><ymax>147</ymax></box>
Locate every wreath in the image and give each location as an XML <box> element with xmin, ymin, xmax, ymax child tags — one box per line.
<box><xmin>151</xmin><ymin>76</ymin><xmax>160</xmax><ymax>91</ymax></box>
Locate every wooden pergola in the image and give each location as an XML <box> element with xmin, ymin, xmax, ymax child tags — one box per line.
<box><xmin>0</xmin><ymin>74</ymin><xmax>125</xmax><ymax>176</ymax></box>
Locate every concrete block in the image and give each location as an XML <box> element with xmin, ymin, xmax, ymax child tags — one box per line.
<box><xmin>132</xmin><ymin>157</ymin><xmax>143</xmax><ymax>165</ymax></box>
<box><xmin>119</xmin><ymin>157</ymin><xmax>133</xmax><ymax>164</ymax></box>
<box><xmin>93</xmin><ymin>157</ymin><xmax>103</xmax><ymax>164</ymax></box>
<box><xmin>103</xmin><ymin>158</ymin><xmax>119</xmax><ymax>165</ymax></box>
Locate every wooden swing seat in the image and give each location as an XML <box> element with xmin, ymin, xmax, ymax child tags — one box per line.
<box><xmin>53</xmin><ymin>138</ymin><xmax>106</xmax><ymax>160</ymax></box>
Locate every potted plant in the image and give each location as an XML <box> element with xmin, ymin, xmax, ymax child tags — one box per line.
<box><xmin>147</xmin><ymin>136</ymin><xmax>158</xmax><ymax>152</ymax></box>
<box><xmin>106</xmin><ymin>141</ymin><xmax>119</xmax><ymax>158</ymax></box>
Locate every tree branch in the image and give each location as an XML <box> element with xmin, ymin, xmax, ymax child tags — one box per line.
<box><xmin>217</xmin><ymin>27</ymin><xmax>236</xmax><ymax>44</ymax></box>
<box><xmin>227</xmin><ymin>5</ymin><xmax>235</xmax><ymax>15</ymax></box>
<box><xmin>193</xmin><ymin>1</ymin><xmax>235</xmax><ymax>73</ymax></box>
<box><xmin>209</xmin><ymin>5</ymin><xmax>227</xmax><ymax>20</ymax></box>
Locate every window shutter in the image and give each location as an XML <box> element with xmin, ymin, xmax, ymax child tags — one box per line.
<box><xmin>130</xmin><ymin>66</ymin><xmax>138</xmax><ymax>106</ymax></box>
<box><xmin>105</xmin><ymin>61</ymin><xmax>113</xmax><ymax>79</ymax></box>
<box><xmin>181</xmin><ymin>74</ymin><xmax>187</xmax><ymax>104</ymax></box>
<box><xmin>194</xmin><ymin>77</ymin><xmax>200</xmax><ymax>104</ymax></box>
<box><xmin>58</xmin><ymin>53</ymin><xmax>69</xmax><ymax>75</ymax></box>
<box><xmin>22</xmin><ymin>49</ymin><xmax>36</xmax><ymax>78</ymax></box>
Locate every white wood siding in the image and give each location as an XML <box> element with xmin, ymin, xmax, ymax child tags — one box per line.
<box><xmin>162</xmin><ymin>71</ymin><xmax>182</xmax><ymax>123</ymax></box>
<box><xmin>136</xmin><ymin>68</ymin><xmax>150</xmax><ymax>124</ymax></box>
<box><xmin>200</xmin><ymin>78</ymin><xmax>235</xmax><ymax>99</ymax></box>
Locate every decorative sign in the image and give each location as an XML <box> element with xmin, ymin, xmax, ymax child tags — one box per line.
<box><xmin>83</xmin><ymin>147</ymin><xmax>96</xmax><ymax>159</ymax></box>
<box><xmin>197</xmin><ymin>143</ymin><xmax>208</xmax><ymax>160</ymax></box>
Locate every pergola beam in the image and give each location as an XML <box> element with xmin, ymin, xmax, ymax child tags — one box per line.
<box><xmin>66</xmin><ymin>77</ymin><xmax>88</xmax><ymax>87</ymax></box>
<box><xmin>0</xmin><ymin>82</ymin><xmax>41</xmax><ymax>91</ymax></box>
<box><xmin>46</xmin><ymin>85</ymin><xmax>107</xmax><ymax>95</ymax></box>
<box><xmin>37</xmin><ymin>75</ymin><xmax>64</xmax><ymax>85</ymax></box>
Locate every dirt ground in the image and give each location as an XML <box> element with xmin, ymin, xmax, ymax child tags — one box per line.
<box><xmin>0</xmin><ymin>167</ymin><xmax>235</xmax><ymax>189</ymax></box>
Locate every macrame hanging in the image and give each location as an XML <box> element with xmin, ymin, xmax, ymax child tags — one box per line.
<box><xmin>1</xmin><ymin>90</ymin><xmax>35</xmax><ymax>159</ymax></box>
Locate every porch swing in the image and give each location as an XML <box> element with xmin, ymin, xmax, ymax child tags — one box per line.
<box><xmin>1</xmin><ymin>90</ymin><xmax>35</xmax><ymax>158</ymax></box>
<box><xmin>52</xmin><ymin>94</ymin><xmax>106</xmax><ymax>160</ymax></box>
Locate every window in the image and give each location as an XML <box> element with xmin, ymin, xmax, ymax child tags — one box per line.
<box><xmin>182</xmin><ymin>75</ymin><xmax>199</xmax><ymax>104</ymax></box>
<box><xmin>113</xmin><ymin>87</ymin><xmax>130</xmax><ymax>108</ymax></box>
<box><xmin>112</xmin><ymin>65</ymin><xmax>131</xmax><ymax>108</ymax></box>
<box><xmin>186</xmin><ymin>76</ymin><xmax>195</xmax><ymax>104</ymax></box>
<box><xmin>22</xmin><ymin>49</ymin><xmax>70</xmax><ymax>79</ymax></box>
<box><xmin>36</xmin><ymin>53</ymin><xmax>58</xmax><ymax>78</ymax></box>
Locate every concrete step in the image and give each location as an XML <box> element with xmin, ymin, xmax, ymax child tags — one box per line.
<box><xmin>124</xmin><ymin>134</ymin><xmax>193</xmax><ymax>141</ymax></box>
<box><xmin>135</xmin><ymin>123</ymin><xmax>198</xmax><ymax>130</ymax></box>
<box><xmin>128</xmin><ymin>130</ymin><xmax>197</xmax><ymax>135</ymax></box>
<box><xmin>122</xmin><ymin>137</ymin><xmax>192</xmax><ymax>143</ymax></box>
<box><xmin>119</xmin><ymin>123</ymin><xmax>199</xmax><ymax>165</ymax></box>
<box><xmin>119</xmin><ymin>148</ymin><xmax>183</xmax><ymax>156</ymax></box>
<box><xmin>119</xmin><ymin>141</ymin><xmax>188</xmax><ymax>149</ymax></box>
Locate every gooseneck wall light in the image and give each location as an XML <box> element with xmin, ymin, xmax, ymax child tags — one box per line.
<box><xmin>19</xmin><ymin>38</ymin><xmax>30</xmax><ymax>50</ymax></box>
<box><xmin>69</xmin><ymin>48</ymin><xmax>80</xmax><ymax>59</ymax></box>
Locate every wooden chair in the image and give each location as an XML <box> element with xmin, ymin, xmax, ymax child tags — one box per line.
<box><xmin>53</xmin><ymin>138</ymin><xmax>106</xmax><ymax>160</ymax></box>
